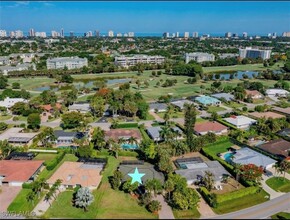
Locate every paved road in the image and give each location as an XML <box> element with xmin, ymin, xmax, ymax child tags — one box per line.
<box><xmin>41</xmin><ymin>118</ymin><xmax>61</xmax><ymax>128</ymax></box>
<box><xmin>208</xmin><ymin>193</ymin><xmax>290</xmax><ymax>219</ymax></box>
<box><xmin>3</xmin><ymin>119</ymin><xmax>26</xmax><ymax>125</ymax></box>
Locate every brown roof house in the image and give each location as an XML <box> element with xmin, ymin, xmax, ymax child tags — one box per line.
<box><xmin>105</xmin><ymin>129</ymin><xmax>142</xmax><ymax>143</ymax></box>
<box><xmin>0</xmin><ymin>160</ymin><xmax>44</xmax><ymax>186</ymax></box>
<box><xmin>257</xmin><ymin>139</ymin><xmax>290</xmax><ymax>159</ymax></box>
<box><xmin>245</xmin><ymin>90</ymin><xmax>263</xmax><ymax>99</ymax></box>
<box><xmin>248</xmin><ymin>112</ymin><xmax>285</xmax><ymax>120</ymax></box>
<box><xmin>194</xmin><ymin>121</ymin><xmax>228</xmax><ymax>136</ymax></box>
<box><xmin>47</xmin><ymin>162</ymin><xmax>103</xmax><ymax>189</ymax></box>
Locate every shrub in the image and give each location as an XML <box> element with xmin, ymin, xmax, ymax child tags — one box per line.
<box><xmin>115</xmin><ymin>123</ymin><xmax>138</xmax><ymax>128</ymax></box>
<box><xmin>118</xmin><ymin>151</ymin><xmax>138</xmax><ymax>157</ymax></box>
<box><xmin>22</xmin><ymin>182</ymin><xmax>33</xmax><ymax>189</ymax></box>
<box><xmin>12</xmin><ymin>116</ymin><xmax>19</xmax><ymax>121</ymax></box>
<box><xmin>0</xmin><ymin>122</ymin><xmax>8</xmax><ymax>131</ymax></box>
<box><xmin>45</xmin><ymin>151</ymin><xmax>66</xmax><ymax>170</ymax></box>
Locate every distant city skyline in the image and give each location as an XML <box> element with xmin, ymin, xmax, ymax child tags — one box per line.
<box><xmin>0</xmin><ymin>1</ymin><xmax>289</xmax><ymax>35</ymax></box>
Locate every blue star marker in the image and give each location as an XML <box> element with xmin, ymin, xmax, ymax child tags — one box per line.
<box><xmin>128</xmin><ymin>167</ymin><xmax>145</xmax><ymax>184</ymax></box>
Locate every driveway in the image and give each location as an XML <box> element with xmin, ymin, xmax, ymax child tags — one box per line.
<box><xmin>41</xmin><ymin>118</ymin><xmax>61</xmax><ymax>128</ymax></box>
<box><xmin>89</xmin><ymin>122</ymin><xmax>111</xmax><ymax>131</ymax></box>
<box><xmin>261</xmin><ymin>174</ymin><xmax>285</xmax><ymax>200</ymax></box>
<box><xmin>155</xmin><ymin>195</ymin><xmax>175</xmax><ymax>219</ymax></box>
<box><xmin>0</xmin><ymin>185</ymin><xmax>22</xmax><ymax>212</ymax></box>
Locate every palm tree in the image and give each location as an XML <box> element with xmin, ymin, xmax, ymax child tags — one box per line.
<box><xmin>118</xmin><ymin>137</ymin><xmax>127</xmax><ymax>145</ymax></box>
<box><xmin>74</xmin><ymin>187</ymin><xmax>94</xmax><ymax>212</ymax></box>
<box><xmin>128</xmin><ymin>136</ymin><xmax>138</xmax><ymax>145</ymax></box>
<box><xmin>203</xmin><ymin>171</ymin><xmax>215</xmax><ymax>191</ymax></box>
<box><xmin>108</xmin><ymin>138</ymin><xmax>120</xmax><ymax>158</ymax></box>
<box><xmin>45</xmin><ymin>191</ymin><xmax>52</xmax><ymax>206</ymax></box>
<box><xmin>279</xmin><ymin>160</ymin><xmax>290</xmax><ymax>180</ymax></box>
<box><xmin>148</xmin><ymin>200</ymin><xmax>162</xmax><ymax>213</ymax></box>
<box><xmin>233</xmin><ymin>163</ymin><xmax>242</xmax><ymax>182</ymax></box>
<box><xmin>160</xmin><ymin>125</ymin><xmax>171</xmax><ymax>143</ymax></box>
<box><xmin>26</xmin><ymin>191</ymin><xmax>35</xmax><ymax>206</ymax></box>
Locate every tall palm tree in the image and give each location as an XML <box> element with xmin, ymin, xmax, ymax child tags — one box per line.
<box><xmin>233</xmin><ymin>163</ymin><xmax>242</xmax><ymax>182</ymax></box>
<box><xmin>26</xmin><ymin>191</ymin><xmax>35</xmax><ymax>206</ymax></box>
<box><xmin>160</xmin><ymin>125</ymin><xmax>171</xmax><ymax>143</ymax></box>
<box><xmin>203</xmin><ymin>171</ymin><xmax>215</xmax><ymax>191</ymax></box>
<box><xmin>128</xmin><ymin>136</ymin><xmax>138</xmax><ymax>145</ymax></box>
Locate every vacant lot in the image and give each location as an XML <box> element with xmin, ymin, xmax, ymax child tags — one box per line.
<box><xmin>33</xmin><ymin>153</ymin><xmax>57</xmax><ymax>163</ymax></box>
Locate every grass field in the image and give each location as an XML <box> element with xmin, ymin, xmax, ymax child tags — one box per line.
<box><xmin>204</xmin><ymin>139</ymin><xmax>235</xmax><ymax>155</ymax></box>
<box><xmin>203</xmin><ymin>62</ymin><xmax>283</xmax><ymax>73</ymax></box>
<box><xmin>207</xmin><ymin>106</ymin><xmax>226</xmax><ymax>113</ymax></box>
<box><xmin>266</xmin><ymin>177</ymin><xmax>290</xmax><ymax>193</ymax></box>
<box><xmin>157</xmin><ymin>111</ymin><xmax>184</xmax><ymax>119</ymax></box>
<box><xmin>213</xmin><ymin>189</ymin><xmax>269</xmax><ymax>214</ymax></box>
<box><xmin>33</xmin><ymin>153</ymin><xmax>57</xmax><ymax>163</ymax></box>
<box><xmin>225</xmin><ymin>102</ymin><xmax>245</xmax><ymax>109</ymax></box>
<box><xmin>0</xmin><ymin>115</ymin><xmax>12</xmax><ymax>120</ymax></box>
<box><xmin>7</xmin><ymin>189</ymin><xmax>45</xmax><ymax>213</ymax></box>
<box><xmin>173</xmin><ymin>208</ymin><xmax>201</xmax><ymax>219</ymax></box>
<box><xmin>44</xmin><ymin>156</ymin><xmax>156</xmax><ymax>219</ymax></box>
<box><xmin>36</xmin><ymin>154</ymin><xmax>78</xmax><ymax>181</ymax></box>
<box><xmin>271</xmin><ymin>212</ymin><xmax>290</xmax><ymax>219</ymax></box>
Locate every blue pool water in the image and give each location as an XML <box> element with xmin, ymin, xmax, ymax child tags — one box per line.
<box><xmin>178</xmin><ymin>163</ymin><xmax>188</xmax><ymax>169</ymax></box>
<box><xmin>122</xmin><ymin>144</ymin><xmax>139</xmax><ymax>150</ymax></box>
<box><xmin>224</xmin><ymin>152</ymin><xmax>234</xmax><ymax>162</ymax></box>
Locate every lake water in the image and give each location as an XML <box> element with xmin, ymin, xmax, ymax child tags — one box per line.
<box><xmin>33</xmin><ymin>78</ymin><xmax>132</xmax><ymax>91</ymax></box>
<box><xmin>214</xmin><ymin>71</ymin><xmax>259</xmax><ymax>80</ymax></box>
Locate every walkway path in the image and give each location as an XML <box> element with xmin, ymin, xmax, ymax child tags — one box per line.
<box><xmin>197</xmin><ymin>194</ymin><xmax>217</xmax><ymax>218</ymax></box>
<box><xmin>33</xmin><ymin>188</ymin><xmax>64</xmax><ymax>216</ymax></box>
<box><xmin>208</xmin><ymin>193</ymin><xmax>290</xmax><ymax>219</ymax></box>
<box><xmin>155</xmin><ymin>195</ymin><xmax>175</xmax><ymax>219</ymax></box>
<box><xmin>261</xmin><ymin>174</ymin><xmax>285</xmax><ymax>200</ymax></box>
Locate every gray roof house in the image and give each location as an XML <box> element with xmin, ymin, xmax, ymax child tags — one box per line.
<box><xmin>147</xmin><ymin>126</ymin><xmax>163</xmax><ymax>142</ymax></box>
<box><xmin>68</xmin><ymin>103</ymin><xmax>91</xmax><ymax>113</ymax></box>
<box><xmin>53</xmin><ymin>130</ymin><xmax>86</xmax><ymax>145</ymax></box>
<box><xmin>175</xmin><ymin>160</ymin><xmax>231</xmax><ymax>186</ymax></box>
<box><xmin>149</xmin><ymin>103</ymin><xmax>168</xmax><ymax>112</ymax></box>
<box><xmin>170</xmin><ymin>99</ymin><xmax>195</xmax><ymax>110</ymax></box>
<box><xmin>231</xmin><ymin>147</ymin><xmax>277</xmax><ymax>169</ymax></box>
<box><xmin>211</xmin><ymin>93</ymin><xmax>235</xmax><ymax>102</ymax></box>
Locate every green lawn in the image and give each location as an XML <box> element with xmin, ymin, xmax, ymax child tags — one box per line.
<box><xmin>213</xmin><ymin>189</ymin><xmax>269</xmax><ymax>214</ymax></box>
<box><xmin>266</xmin><ymin>177</ymin><xmax>290</xmax><ymax>193</ymax></box>
<box><xmin>7</xmin><ymin>189</ymin><xmax>45</xmax><ymax>213</ymax></box>
<box><xmin>203</xmin><ymin>62</ymin><xmax>284</xmax><ymax>73</ymax></box>
<box><xmin>157</xmin><ymin>111</ymin><xmax>184</xmax><ymax>119</ymax></box>
<box><xmin>207</xmin><ymin>106</ymin><xmax>226</xmax><ymax>113</ymax></box>
<box><xmin>204</xmin><ymin>139</ymin><xmax>234</xmax><ymax>155</ymax></box>
<box><xmin>0</xmin><ymin>115</ymin><xmax>12</xmax><ymax>120</ymax></box>
<box><xmin>36</xmin><ymin>154</ymin><xmax>78</xmax><ymax>181</ymax></box>
<box><xmin>173</xmin><ymin>207</ymin><xmax>201</xmax><ymax>219</ymax></box>
<box><xmin>225</xmin><ymin>102</ymin><xmax>245</xmax><ymax>109</ymax></box>
<box><xmin>8</xmin><ymin>77</ymin><xmax>55</xmax><ymax>90</ymax></box>
<box><xmin>252</xmin><ymin>99</ymin><xmax>265</xmax><ymax>104</ymax></box>
<box><xmin>33</xmin><ymin>153</ymin><xmax>57</xmax><ymax>163</ymax></box>
<box><xmin>196</xmin><ymin>117</ymin><xmax>207</xmax><ymax>123</ymax></box>
<box><xmin>271</xmin><ymin>212</ymin><xmax>290</xmax><ymax>219</ymax></box>
<box><xmin>44</xmin><ymin>156</ymin><xmax>156</xmax><ymax>219</ymax></box>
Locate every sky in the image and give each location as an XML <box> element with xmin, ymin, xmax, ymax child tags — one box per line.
<box><xmin>0</xmin><ymin>1</ymin><xmax>290</xmax><ymax>35</ymax></box>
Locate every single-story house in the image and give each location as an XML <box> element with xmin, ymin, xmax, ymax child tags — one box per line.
<box><xmin>256</xmin><ymin>139</ymin><xmax>290</xmax><ymax>159</ymax></box>
<box><xmin>175</xmin><ymin>160</ymin><xmax>231</xmax><ymax>186</ymax></box>
<box><xmin>266</xmin><ymin>89</ymin><xmax>289</xmax><ymax>97</ymax></box>
<box><xmin>0</xmin><ymin>97</ymin><xmax>28</xmax><ymax>108</ymax></box>
<box><xmin>194</xmin><ymin>121</ymin><xmax>228</xmax><ymax>136</ymax></box>
<box><xmin>53</xmin><ymin>130</ymin><xmax>86</xmax><ymax>146</ymax></box>
<box><xmin>277</xmin><ymin>128</ymin><xmax>290</xmax><ymax>138</ymax></box>
<box><xmin>170</xmin><ymin>99</ymin><xmax>195</xmax><ymax>110</ymax></box>
<box><xmin>230</xmin><ymin>147</ymin><xmax>277</xmax><ymax>169</ymax></box>
<box><xmin>147</xmin><ymin>126</ymin><xmax>163</xmax><ymax>142</ymax></box>
<box><xmin>47</xmin><ymin>162</ymin><xmax>103</xmax><ymax>189</ymax></box>
<box><xmin>195</xmin><ymin>95</ymin><xmax>221</xmax><ymax>106</ymax></box>
<box><xmin>248</xmin><ymin>111</ymin><xmax>285</xmax><ymax>120</ymax></box>
<box><xmin>104</xmin><ymin>129</ymin><xmax>142</xmax><ymax>143</ymax></box>
<box><xmin>211</xmin><ymin>93</ymin><xmax>235</xmax><ymax>102</ymax></box>
<box><xmin>245</xmin><ymin>90</ymin><xmax>263</xmax><ymax>99</ymax></box>
<box><xmin>224</xmin><ymin>115</ymin><xmax>257</xmax><ymax>129</ymax></box>
<box><xmin>41</xmin><ymin>103</ymin><xmax>62</xmax><ymax>113</ymax></box>
<box><xmin>272</xmin><ymin>107</ymin><xmax>290</xmax><ymax>117</ymax></box>
<box><xmin>0</xmin><ymin>160</ymin><xmax>44</xmax><ymax>186</ymax></box>
<box><xmin>0</xmin><ymin>127</ymin><xmax>38</xmax><ymax>146</ymax></box>
<box><xmin>0</xmin><ymin>56</ymin><xmax>11</xmax><ymax>65</ymax></box>
<box><xmin>119</xmin><ymin>160</ymin><xmax>164</xmax><ymax>184</ymax></box>
<box><xmin>5</xmin><ymin>152</ymin><xmax>35</xmax><ymax>160</ymax></box>
<box><xmin>68</xmin><ymin>103</ymin><xmax>91</xmax><ymax>113</ymax></box>
<box><xmin>149</xmin><ymin>103</ymin><xmax>168</xmax><ymax>113</ymax></box>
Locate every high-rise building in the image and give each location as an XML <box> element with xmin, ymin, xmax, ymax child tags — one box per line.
<box><xmin>225</xmin><ymin>32</ymin><xmax>232</xmax><ymax>38</ymax></box>
<box><xmin>108</xmin><ymin>30</ymin><xmax>114</xmax><ymax>37</ymax></box>
<box><xmin>193</xmin><ymin>32</ymin><xmax>198</xmax><ymax>38</ymax></box>
<box><xmin>35</xmin><ymin>32</ymin><xmax>47</xmax><ymax>38</ymax></box>
<box><xmin>15</xmin><ymin>30</ymin><xmax>23</xmax><ymax>38</ymax></box>
<box><xmin>163</xmin><ymin>32</ymin><xmax>169</xmax><ymax>38</ymax></box>
<box><xmin>10</xmin><ymin>31</ymin><xmax>15</xmax><ymax>38</ymax></box>
<box><xmin>61</xmin><ymin>28</ymin><xmax>64</xmax><ymax>38</ymax></box>
<box><xmin>272</xmin><ymin>33</ymin><xmax>277</xmax><ymax>38</ymax></box>
<box><xmin>172</xmin><ymin>33</ymin><xmax>176</xmax><ymax>38</ymax></box>
<box><xmin>29</xmin><ymin>28</ymin><xmax>35</xmax><ymax>37</ymax></box>
<box><xmin>85</xmin><ymin>31</ymin><xmax>93</xmax><ymax>37</ymax></box>
<box><xmin>184</xmin><ymin>32</ymin><xmax>189</xmax><ymax>38</ymax></box>
<box><xmin>70</xmin><ymin>31</ymin><xmax>74</xmax><ymax>37</ymax></box>
<box><xmin>242</xmin><ymin>32</ymin><xmax>248</xmax><ymax>38</ymax></box>
<box><xmin>51</xmin><ymin>30</ymin><xmax>60</xmax><ymax>38</ymax></box>
<box><xmin>95</xmin><ymin>30</ymin><xmax>100</xmax><ymax>37</ymax></box>
<box><xmin>128</xmin><ymin>32</ymin><xmax>134</xmax><ymax>37</ymax></box>
<box><xmin>176</xmin><ymin>32</ymin><xmax>179</xmax><ymax>38</ymax></box>
<box><xmin>203</xmin><ymin>34</ymin><xmax>210</xmax><ymax>38</ymax></box>
<box><xmin>0</xmin><ymin>30</ymin><xmax>7</xmax><ymax>37</ymax></box>
<box><xmin>232</xmin><ymin>33</ymin><xmax>238</xmax><ymax>38</ymax></box>
<box><xmin>117</xmin><ymin>33</ymin><xmax>122</xmax><ymax>37</ymax></box>
<box><xmin>239</xmin><ymin>47</ymin><xmax>271</xmax><ymax>60</ymax></box>
<box><xmin>282</xmin><ymin>32</ymin><xmax>290</xmax><ymax>37</ymax></box>
<box><xmin>115</xmin><ymin>55</ymin><xmax>165</xmax><ymax>68</ymax></box>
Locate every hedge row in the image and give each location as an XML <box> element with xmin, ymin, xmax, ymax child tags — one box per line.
<box><xmin>216</xmin><ymin>118</ymin><xmax>238</xmax><ymax>130</ymax></box>
<box><xmin>115</xmin><ymin>123</ymin><xmax>139</xmax><ymax>128</ymax></box>
<box><xmin>216</xmin><ymin>186</ymin><xmax>259</xmax><ymax>203</ymax></box>
<box><xmin>198</xmin><ymin>187</ymin><xmax>215</xmax><ymax>207</ymax></box>
<box><xmin>22</xmin><ymin>182</ymin><xmax>33</xmax><ymax>189</ymax></box>
<box><xmin>45</xmin><ymin>151</ymin><xmax>66</xmax><ymax>170</ymax></box>
<box><xmin>139</xmin><ymin>128</ymin><xmax>151</xmax><ymax>141</ymax></box>
<box><xmin>118</xmin><ymin>151</ymin><xmax>138</xmax><ymax>157</ymax></box>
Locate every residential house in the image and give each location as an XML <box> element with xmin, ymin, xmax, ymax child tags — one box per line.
<box><xmin>224</xmin><ymin>115</ymin><xmax>257</xmax><ymax>129</ymax></box>
<box><xmin>41</xmin><ymin>103</ymin><xmax>62</xmax><ymax>114</ymax></box>
<box><xmin>68</xmin><ymin>103</ymin><xmax>91</xmax><ymax>113</ymax></box>
<box><xmin>211</xmin><ymin>93</ymin><xmax>235</xmax><ymax>102</ymax></box>
<box><xmin>104</xmin><ymin>129</ymin><xmax>142</xmax><ymax>143</ymax></box>
<box><xmin>53</xmin><ymin>130</ymin><xmax>86</xmax><ymax>146</ymax></box>
<box><xmin>256</xmin><ymin>139</ymin><xmax>290</xmax><ymax>159</ymax></box>
<box><xmin>245</xmin><ymin>90</ymin><xmax>263</xmax><ymax>99</ymax></box>
<box><xmin>195</xmin><ymin>95</ymin><xmax>221</xmax><ymax>106</ymax></box>
<box><xmin>194</xmin><ymin>121</ymin><xmax>228</xmax><ymax>136</ymax></box>
<box><xmin>149</xmin><ymin>103</ymin><xmax>168</xmax><ymax>113</ymax></box>
<box><xmin>170</xmin><ymin>99</ymin><xmax>195</xmax><ymax>110</ymax></box>
<box><xmin>266</xmin><ymin>89</ymin><xmax>289</xmax><ymax>98</ymax></box>
<box><xmin>0</xmin><ymin>97</ymin><xmax>28</xmax><ymax>108</ymax></box>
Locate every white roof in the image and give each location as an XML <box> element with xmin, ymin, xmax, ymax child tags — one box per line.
<box><xmin>266</xmin><ymin>89</ymin><xmax>289</xmax><ymax>95</ymax></box>
<box><xmin>224</xmin><ymin>115</ymin><xmax>256</xmax><ymax>127</ymax></box>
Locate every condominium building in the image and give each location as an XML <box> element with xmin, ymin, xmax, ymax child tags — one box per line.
<box><xmin>193</xmin><ymin>32</ymin><xmax>198</xmax><ymax>38</ymax></box>
<box><xmin>61</xmin><ymin>28</ymin><xmax>64</xmax><ymax>38</ymax></box>
<box><xmin>35</xmin><ymin>32</ymin><xmax>47</xmax><ymax>38</ymax></box>
<box><xmin>117</xmin><ymin>33</ymin><xmax>122</xmax><ymax>37</ymax></box>
<box><xmin>0</xmin><ymin>30</ymin><xmax>7</xmax><ymax>37</ymax></box>
<box><xmin>108</xmin><ymin>30</ymin><xmax>114</xmax><ymax>37</ymax></box>
<box><xmin>114</xmin><ymin>55</ymin><xmax>165</xmax><ymax>68</ymax></box>
<box><xmin>185</xmin><ymin>52</ymin><xmax>215</xmax><ymax>63</ymax></box>
<box><xmin>176</xmin><ymin>32</ymin><xmax>179</xmax><ymax>38</ymax></box>
<box><xmin>128</xmin><ymin>32</ymin><xmax>134</xmax><ymax>37</ymax></box>
<box><xmin>29</xmin><ymin>28</ymin><xmax>35</xmax><ymax>37</ymax></box>
<box><xmin>242</xmin><ymin>32</ymin><xmax>248</xmax><ymax>38</ymax></box>
<box><xmin>46</xmin><ymin>57</ymin><xmax>88</xmax><ymax>70</ymax></box>
<box><xmin>184</xmin><ymin>32</ymin><xmax>190</xmax><ymax>38</ymax></box>
<box><xmin>239</xmin><ymin>47</ymin><xmax>271</xmax><ymax>60</ymax></box>
<box><xmin>225</xmin><ymin>32</ymin><xmax>232</xmax><ymax>38</ymax></box>
<box><xmin>163</xmin><ymin>32</ymin><xmax>169</xmax><ymax>38</ymax></box>
<box><xmin>85</xmin><ymin>31</ymin><xmax>93</xmax><ymax>37</ymax></box>
<box><xmin>51</xmin><ymin>31</ymin><xmax>60</xmax><ymax>38</ymax></box>
<box><xmin>95</xmin><ymin>30</ymin><xmax>100</xmax><ymax>37</ymax></box>
<box><xmin>282</xmin><ymin>32</ymin><xmax>290</xmax><ymax>37</ymax></box>
<box><xmin>14</xmin><ymin>30</ymin><xmax>23</xmax><ymax>38</ymax></box>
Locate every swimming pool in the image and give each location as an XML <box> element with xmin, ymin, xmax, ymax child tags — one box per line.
<box><xmin>122</xmin><ymin>144</ymin><xmax>139</xmax><ymax>150</ymax></box>
<box><xmin>224</xmin><ymin>152</ymin><xmax>234</xmax><ymax>162</ymax></box>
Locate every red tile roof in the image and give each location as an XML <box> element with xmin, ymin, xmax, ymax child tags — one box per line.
<box><xmin>105</xmin><ymin>129</ymin><xmax>142</xmax><ymax>142</ymax></box>
<box><xmin>0</xmin><ymin>160</ymin><xmax>44</xmax><ymax>182</ymax></box>
<box><xmin>194</xmin><ymin>121</ymin><xmax>227</xmax><ymax>133</ymax></box>
<box><xmin>41</xmin><ymin>103</ymin><xmax>62</xmax><ymax>111</ymax></box>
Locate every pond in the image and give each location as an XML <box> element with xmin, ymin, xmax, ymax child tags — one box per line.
<box><xmin>33</xmin><ymin>78</ymin><xmax>133</xmax><ymax>91</ymax></box>
<box><xmin>214</xmin><ymin>71</ymin><xmax>259</xmax><ymax>80</ymax></box>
